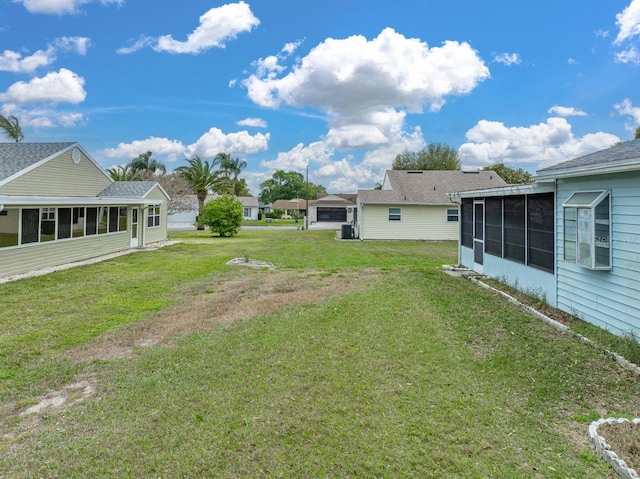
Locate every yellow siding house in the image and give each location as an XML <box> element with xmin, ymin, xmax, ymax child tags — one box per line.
<box><xmin>0</xmin><ymin>142</ymin><xmax>170</xmax><ymax>279</ymax></box>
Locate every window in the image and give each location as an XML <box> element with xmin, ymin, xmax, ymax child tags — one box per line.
<box><xmin>563</xmin><ymin>190</ymin><xmax>610</xmax><ymax>270</ymax></box>
<box><xmin>72</xmin><ymin>207</ymin><xmax>85</xmax><ymax>238</ymax></box>
<box><xmin>58</xmin><ymin>208</ymin><xmax>72</xmax><ymax>240</ymax></box>
<box><xmin>527</xmin><ymin>193</ymin><xmax>554</xmax><ymax>272</ymax></box>
<box><xmin>86</xmin><ymin>207</ymin><xmax>98</xmax><ymax>235</ymax></box>
<box><xmin>98</xmin><ymin>207</ymin><xmax>109</xmax><ymax>234</ymax></box>
<box><xmin>0</xmin><ymin>208</ymin><xmax>19</xmax><ymax>248</ymax></box>
<box><xmin>108</xmin><ymin>207</ymin><xmax>119</xmax><ymax>233</ymax></box>
<box><xmin>119</xmin><ymin>207</ymin><xmax>128</xmax><ymax>231</ymax></box>
<box><xmin>148</xmin><ymin>205</ymin><xmax>161</xmax><ymax>227</ymax></box>
<box><xmin>40</xmin><ymin>208</ymin><xmax>56</xmax><ymax>242</ymax></box>
<box><xmin>388</xmin><ymin>207</ymin><xmax>401</xmax><ymax>221</ymax></box>
<box><xmin>461</xmin><ymin>198</ymin><xmax>473</xmax><ymax>248</ymax></box>
<box><xmin>447</xmin><ymin>208</ymin><xmax>459</xmax><ymax>222</ymax></box>
<box><xmin>243</xmin><ymin>207</ymin><xmax>251</xmax><ymax>218</ymax></box>
<box><xmin>21</xmin><ymin>209</ymin><xmax>39</xmax><ymax>244</ymax></box>
<box><xmin>503</xmin><ymin>196</ymin><xmax>525</xmax><ymax>263</ymax></box>
<box><xmin>484</xmin><ymin>197</ymin><xmax>503</xmax><ymax>257</ymax></box>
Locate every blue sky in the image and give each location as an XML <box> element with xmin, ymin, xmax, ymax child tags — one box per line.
<box><xmin>1</xmin><ymin>0</ymin><xmax>640</xmax><ymax>194</ymax></box>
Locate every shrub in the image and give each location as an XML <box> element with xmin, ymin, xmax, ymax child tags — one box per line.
<box><xmin>200</xmin><ymin>195</ymin><xmax>243</xmax><ymax>237</ymax></box>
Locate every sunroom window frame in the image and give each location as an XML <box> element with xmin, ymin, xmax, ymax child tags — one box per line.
<box><xmin>562</xmin><ymin>189</ymin><xmax>611</xmax><ymax>271</ymax></box>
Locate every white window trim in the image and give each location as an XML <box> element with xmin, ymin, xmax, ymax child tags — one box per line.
<box><xmin>562</xmin><ymin>190</ymin><xmax>611</xmax><ymax>270</ymax></box>
<box><xmin>388</xmin><ymin>207</ymin><xmax>402</xmax><ymax>222</ymax></box>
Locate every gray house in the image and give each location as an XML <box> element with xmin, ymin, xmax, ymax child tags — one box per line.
<box><xmin>449</xmin><ymin>139</ymin><xmax>640</xmax><ymax>339</ymax></box>
<box><xmin>0</xmin><ymin>142</ymin><xmax>169</xmax><ymax>279</ymax></box>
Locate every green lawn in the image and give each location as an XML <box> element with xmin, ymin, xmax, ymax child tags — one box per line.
<box><xmin>0</xmin><ymin>230</ymin><xmax>637</xmax><ymax>478</ymax></box>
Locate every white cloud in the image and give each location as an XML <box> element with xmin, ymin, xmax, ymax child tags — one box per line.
<box><xmin>16</xmin><ymin>0</ymin><xmax>123</xmax><ymax>15</ymax></box>
<box><xmin>567</xmin><ymin>58</ymin><xmax>578</xmax><ymax>65</ymax></box>
<box><xmin>0</xmin><ymin>68</ymin><xmax>86</xmax><ymax>104</ymax></box>
<box><xmin>615</xmin><ymin>46</ymin><xmax>640</xmax><ymax>64</ymax></box>
<box><xmin>458</xmin><ymin>117</ymin><xmax>620</xmax><ymax>170</ymax></box>
<box><xmin>260</xmin><ymin>141</ymin><xmax>335</xmax><ymax>172</ymax></box>
<box><xmin>236</xmin><ymin>117</ymin><xmax>267</xmax><ymax>128</ymax></box>
<box><xmin>118</xmin><ymin>2</ymin><xmax>259</xmax><ymax>55</ymax></box>
<box><xmin>1</xmin><ymin>104</ymin><xmax>86</xmax><ymax>128</ymax></box>
<box><xmin>102</xmin><ymin>137</ymin><xmax>187</xmax><ymax>162</ymax></box>
<box><xmin>493</xmin><ymin>52</ymin><xmax>521</xmax><ymax>66</ymax></box>
<box><xmin>547</xmin><ymin>105</ymin><xmax>587</xmax><ymax>117</ymax></box>
<box><xmin>614</xmin><ymin>98</ymin><xmax>640</xmax><ymax>124</ymax></box>
<box><xmin>0</xmin><ymin>36</ymin><xmax>90</xmax><ymax>74</ymax></box>
<box><xmin>187</xmin><ymin>127</ymin><xmax>269</xmax><ymax>158</ymax></box>
<box><xmin>52</xmin><ymin>36</ymin><xmax>91</xmax><ymax>55</ymax></box>
<box><xmin>243</xmin><ymin>28</ymin><xmax>489</xmax><ymax>150</ymax></box>
<box><xmin>615</xmin><ymin>0</ymin><xmax>640</xmax><ymax>44</ymax></box>
<box><xmin>595</xmin><ymin>29</ymin><xmax>610</xmax><ymax>38</ymax></box>
<box><xmin>0</xmin><ymin>47</ymin><xmax>55</xmax><ymax>73</ymax></box>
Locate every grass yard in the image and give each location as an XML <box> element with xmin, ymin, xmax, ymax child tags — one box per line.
<box><xmin>0</xmin><ymin>229</ymin><xmax>638</xmax><ymax>478</ymax></box>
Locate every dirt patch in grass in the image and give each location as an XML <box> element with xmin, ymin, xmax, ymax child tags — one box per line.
<box><xmin>65</xmin><ymin>268</ymin><xmax>380</xmax><ymax>364</ymax></box>
<box><xmin>1</xmin><ymin>268</ymin><xmax>380</xmax><ymax>446</ymax></box>
<box><xmin>598</xmin><ymin>421</ymin><xmax>640</xmax><ymax>474</ymax></box>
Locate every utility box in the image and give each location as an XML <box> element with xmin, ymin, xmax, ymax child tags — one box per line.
<box><xmin>341</xmin><ymin>224</ymin><xmax>354</xmax><ymax>240</ymax></box>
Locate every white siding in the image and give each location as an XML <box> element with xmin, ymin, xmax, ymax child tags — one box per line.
<box><xmin>556</xmin><ymin>172</ymin><xmax>640</xmax><ymax>337</ymax></box>
<box><xmin>360</xmin><ymin>204</ymin><xmax>458</xmax><ymax>240</ymax></box>
<box><xmin>0</xmin><ymin>150</ymin><xmax>111</xmax><ymax>197</ymax></box>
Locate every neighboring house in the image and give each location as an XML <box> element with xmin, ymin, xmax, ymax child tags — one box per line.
<box><xmin>239</xmin><ymin>196</ymin><xmax>259</xmax><ymax>220</ymax></box>
<box><xmin>167</xmin><ymin>194</ymin><xmax>258</xmax><ymax>225</ymax></box>
<box><xmin>0</xmin><ymin>142</ymin><xmax>170</xmax><ymax>279</ymax></box>
<box><xmin>357</xmin><ymin>170</ymin><xmax>507</xmax><ymax>240</ymax></box>
<box><xmin>271</xmin><ymin>198</ymin><xmax>307</xmax><ymax>216</ymax></box>
<box><xmin>308</xmin><ymin>194</ymin><xmax>357</xmax><ymax>223</ymax></box>
<box><xmin>448</xmin><ymin>138</ymin><xmax>640</xmax><ymax>339</ymax></box>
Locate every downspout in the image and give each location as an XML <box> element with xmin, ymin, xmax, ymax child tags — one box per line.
<box><xmin>554</xmin><ymin>178</ymin><xmax>558</xmax><ymax>308</ymax></box>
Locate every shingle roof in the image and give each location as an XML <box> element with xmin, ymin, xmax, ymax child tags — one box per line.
<box><xmin>358</xmin><ymin>170</ymin><xmax>507</xmax><ymax>204</ymax></box>
<box><xmin>0</xmin><ymin>142</ymin><xmax>75</xmax><ymax>182</ymax></box>
<box><xmin>309</xmin><ymin>193</ymin><xmax>357</xmax><ymax>206</ymax></box>
<box><xmin>537</xmin><ymin>138</ymin><xmax>640</xmax><ymax>175</ymax></box>
<box><xmin>238</xmin><ymin>196</ymin><xmax>259</xmax><ymax>207</ymax></box>
<box><xmin>98</xmin><ymin>181</ymin><xmax>158</xmax><ymax>198</ymax></box>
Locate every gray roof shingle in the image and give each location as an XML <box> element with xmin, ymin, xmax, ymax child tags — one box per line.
<box><xmin>537</xmin><ymin>138</ymin><xmax>640</xmax><ymax>175</ymax></box>
<box><xmin>0</xmin><ymin>142</ymin><xmax>75</xmax><ymax>182</ymax></box>
<box><xmin>358</xmin><ymin>170</ymin><xmax>507</xmax><ymax>204</ymax></box>
<box><xmin>98</xmin><ymin>181</ymin><xmax>158</xmax><ymax>198</ymax></box>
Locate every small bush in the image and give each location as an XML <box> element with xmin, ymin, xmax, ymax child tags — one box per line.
<box><xmin>200</xmin><ymin>195</ymin><xmax>243</xmax><ymax>237</ymax></box>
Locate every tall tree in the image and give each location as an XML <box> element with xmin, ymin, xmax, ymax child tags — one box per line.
<box><xmin>129</xmin><ymin>151</ymin><xmax>166</xmax><ymax>176</ymax></box>
<box><xmin>216</xmin><ymin>152</ymin><xmax>247</xmax><ymax>195</ymax></box>
<box><xmin>635</xmin><ymin>126</ymin><xmax>640</xmax><ymax>140</ymax></box>
<box><xmin>234</xmin><ymin>178</ymin><xmax>251</xmax><ymax>197</ymax></box>
<box><xmin>259</xmin><ymin>170</ymin><xmax>326</xmax><ymax>204</ymax></box>
<box><xmin>392</xmin><ymin>143</ymin><xmax>460</xmax><ymax>170</ymax></box>
<box><xmin>176</xmin><ymin>156</ymin><xmax>228</xmax><ymax>230</ymax></box>
<box><xmin>482</xmin><ymin>163</ymin><xmax>532</xmax><ymax>184</ymax></box>
<box><xmin>0</xmin><ymin>114</ymin><xmax>23</xmax><ymax>143</ymax></box>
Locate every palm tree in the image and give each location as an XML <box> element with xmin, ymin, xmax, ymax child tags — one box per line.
<box><xmin>176</xmin><ymin>156</ymin><xmax>229</xmax><ymax>230</ymax></box>
<box><xmin>129</xmin><ymin>151</ymin><xmax>166</xmax><ymax>176</ymax></box>
<box><xmin>107</xmin><ymin>164</ymin><xmax>136</xmax><ymax>181</ymax></box>
<box><xmin>216</xmin><ymin>152</ymin><xmax>247</xmax><ymax>195</ymax></box>
<box><xmin>0</xmin><ymin>114</ymin><xmax>23</xmax><ymax>143</ymax></box>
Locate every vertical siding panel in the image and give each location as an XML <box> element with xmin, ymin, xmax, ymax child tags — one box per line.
<box><xmin>555</xmin><ymin>172</ymin><xmax>640</xmax><ymax>337</ymax></box>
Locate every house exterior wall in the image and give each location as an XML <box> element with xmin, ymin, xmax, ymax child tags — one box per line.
<box><xmin>0</xmin><ymin>150</ymin><xmax>111</xmax><ymax>197</ymax></box>
<box><xmin>0</xmin><ymin>229</ymin><xmax>129</xmax><ymax>278</ymax></box>
<box><xmin>359</xmin><ymin>204</ymin><xmax>458</xmax><ymax>240</ymax></box>
<box><xmin>556</xmin><ymin>172</ymin><xmax>640</xmax><ymax>338</ymax></box>
<box><xmin>143</xmin><ymin>187</ymin><xmax>169</xmax><ymax>245</ymax></box>
<box><xmin>243</xmin><ymin>206</ymin><xmax>258</xmax><ymax>220</ymax></box>
<box><xmin>459</xmin><ymin>245</ymin><xmax>557</xmax><ymax>306</ymax></box>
